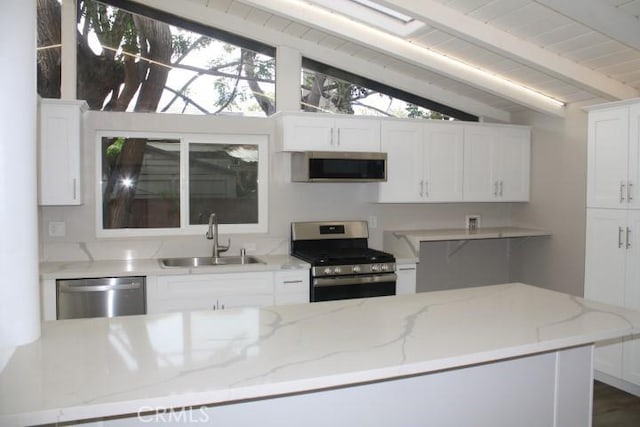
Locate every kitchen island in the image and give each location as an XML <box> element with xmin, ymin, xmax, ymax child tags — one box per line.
<box><xmin>2</xmin><ymin>283</ymin><xmax>640</xmax><ymax>426</ymax></box>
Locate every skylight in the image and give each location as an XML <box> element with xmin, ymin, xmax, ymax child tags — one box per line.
<box><xmin>305</xmin><ymin>0</ymin><xmax>425</xmax><ymax>36</ymax></box>
<box><xmin>350</xmin><ymin>0</ymin><xmax>413</xmax><ymax>23</ymax></box>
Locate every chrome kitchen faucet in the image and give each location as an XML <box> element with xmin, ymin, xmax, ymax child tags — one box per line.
<box><xmin>206</xmin><ymin>213</ymin><xmax>230</xmax><ymax>258</ymax></box>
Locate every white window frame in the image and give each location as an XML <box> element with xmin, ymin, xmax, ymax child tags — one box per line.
<box><xmin>95</xmin><ymin>131</ymin><xmax>268</xmax><ymax>237</ymax></box>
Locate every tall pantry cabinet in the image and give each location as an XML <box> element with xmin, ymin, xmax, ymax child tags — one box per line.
<box><xmin>585</xmin><ymin>99</ymin><xmax>640</xmax><ymax>391</ymax></box>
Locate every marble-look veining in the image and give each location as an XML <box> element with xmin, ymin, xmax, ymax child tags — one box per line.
<box><xmin>2</xmin><ymin>283</ymin><xmax>640</xmax><ymax>426</ymax></box>
<box><xmin>40</xmin><ymin>254</ymin><xmax>309</xmax><ymax>280</ymax></box>
<box><xmin>383</xmin><ymin>227</ymin><xmax>551</xmax><ymax>260</ymax></box>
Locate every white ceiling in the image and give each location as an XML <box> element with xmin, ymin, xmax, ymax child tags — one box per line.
<box><xmin>162</xmin><ymin>0</ymin><xmax>640</xmax><ymax>121</ymax></box>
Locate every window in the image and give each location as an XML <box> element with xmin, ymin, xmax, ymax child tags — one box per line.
<box><xmin>97</xmin><ymin>132</ymin><xmax>267</xmax><ymax>236</ymax></box>
<box><xmin>37</xmin><ymin>0</ymin><xmax>276</xmax><ymax>115</ymax></box>
<box><xmin>301</xmin><ymin>58</ymin><xmax>477</xmax><ymax>121</ymax></box>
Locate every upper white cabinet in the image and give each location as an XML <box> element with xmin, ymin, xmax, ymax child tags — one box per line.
<box><xmin>276</xmin><ymin>113</ymin><xmax>381</xmax><ymax>152</ymax></box>
<box><xmin>38</xmin><ymin>98</ymin><xmax>87</xmax><ymax>205</ymax></box>
<box><xmin>378</xmin><ymin>120</ymin><xmax>530</xmax><ymax>203</ymax></box>
<box><xmin>378</xmin><ymin>121</ymin><xmax>463</xmax><ymax>202</ymax></box>
<box><xmin>587</xmin><ymin>105</ymin><xmax>640</xmax><ymax>209</ymax></box>
<box><xmin>463</xmin><ymin>125</ymin><xmax>530</xmax><ymax>202</ymax></box>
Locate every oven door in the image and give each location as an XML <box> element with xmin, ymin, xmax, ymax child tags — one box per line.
<box><xmin>311</xmin><ymin>273</ymin><xmax>396</xmax><ymax>302</ymax></box>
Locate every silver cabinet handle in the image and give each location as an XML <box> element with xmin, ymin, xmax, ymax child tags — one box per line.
<box><xmin>627</xmin><ymin>227</ymin><xmax>632</xmax><ymax>249</ymax></box>
<box><xmin>420</xmin><ymin>180</ymin><xmax>424</xmax><ymax>197</ymax></box>
<box><xmin>73</xmin><ymin>178</ymin><xmax>77</xmax><ymax>200</ymax></box>
<box><xmin>282</xmin><ymin>280</ymin><xmax>303</xmax><ymax>284</ymax></box>
<box><xmin>425</xmin><ymin>180</ymin><xmax>429</xmax><ymax>197</ymax></box>
<box><xmin>628</xmin><ymin>182</ymin><xmax>633</xmax><ymax>202</ymax></box>
<box><xmin>494</xmin><ymin>181</ymin><xmax>499</xmax><ymax>197</ymax></box>
<box><xmin>330</xmin><ymin>128</ymin><xmax>334</xmax><ymax>146</ymax></box>
<box><xmin>619</xmin><ymin>226</ymin><xmax>624</xmax><ymax>248</ymax></box>
<box><xmin>621</xmin><ymin>182</ymin><xmax>626</xmax><ymax>203</ymax></box>
<box><xmin>499</xmin><ymin>180</ymin><xmax>504</xmax><ymax>197</ymax></box>
<box><xmin>337</xmin><ymin>128</ymin><xmax>341</xmax><ymax>146</ymax></box>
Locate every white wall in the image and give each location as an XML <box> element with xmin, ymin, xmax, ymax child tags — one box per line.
<box><xmin>39</xmin><ymin>111</ymin><xmax>511</xmax><ymax>263</ymax></box>
<box><xmin>510</xmin><ymin>103</ymin><xmax>591</xmax><ymax>296</ymax></box>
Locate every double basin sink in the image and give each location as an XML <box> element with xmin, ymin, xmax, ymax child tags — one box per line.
<box><xmin>160</xmin><ymin>255</ymin><xmax>264</xmax><ymax>268</ymax></box>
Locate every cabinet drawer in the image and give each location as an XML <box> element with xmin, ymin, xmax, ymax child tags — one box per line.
<box><xmin>274</xmin><ymin>271</ymin><xmax>309</xmax><ymax>293</ymax></box>
<box><xmin>155</xmin><ymin>272</ymin><xmax>273</xmax><ymax>298</ymax></box>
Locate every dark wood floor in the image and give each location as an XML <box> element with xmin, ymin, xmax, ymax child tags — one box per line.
<box><xmin>593</xmin><ymin>381</ymin><xmax>640</xmax><ymax>427</ymax></box>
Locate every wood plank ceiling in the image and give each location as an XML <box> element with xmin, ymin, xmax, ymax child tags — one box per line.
<box><xmin>170</xmin><ymin>0</ymin><xmax>640</xmax><ymax>121</ymax></box>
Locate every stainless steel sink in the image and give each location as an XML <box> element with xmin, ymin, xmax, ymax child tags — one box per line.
<box><xmin>160</xmin><ymin>256</ymin><xmax>264</xmax><ymax>268</ymax></box>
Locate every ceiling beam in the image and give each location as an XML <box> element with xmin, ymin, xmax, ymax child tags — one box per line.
<box><xmin>535</xmin><ymin>0</ymin><xmax>640</xmax><ymax>51</ymax></box>
<box><xmin>235</xmin><ymin>0</ymin><xmax>566</xmax><ymax>116</ymax></box>
<box><xmin>132</xmin><ymin>0</ymin><xmax>511</xmax><ymax>121</ymax></box>
<box><xmin>377</xmin><ymin>0</ymin><xmax>638</xmax><ymax>101</ymax></box>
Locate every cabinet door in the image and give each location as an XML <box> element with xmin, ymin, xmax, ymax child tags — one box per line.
<box><xmin>377</xmin><ymin>121</ymin><xmax>423</xmax><ymax>202</ymax></box>
<box><xmin>38</xmin><ymin>99</ymin><xmax>86</xmax><ymax>205</ymax></box>
<box><xmin>149</xmin><ymin>272</ymin><xmax>274</xmax><ymax>313</ymax></box>
<box><xmin>423</xmin><ymin>123</ymin><xmax>464</xmax><ymax>202</ymax></box>
<box><xmin>623</xmin><ymin>211</ymin><xmax>640</xmax><ymax>385</ymax></box>
<box><xmin>274</xmin><ymin>270</ymin><xmax>309</xmax><ymax>305</ymax></box>
<box><xmin>498</xmin><ymin>127</ymin><xmax>530</xmax><ymax>201</ymax></box>
<box><xmin>280</xmin><ymin>115</ymin><xmax>334</xmax><ymax>151</ymax></box>
<box><xmin>396</xmin><ymin>264</ymin><xmax>417</xmax><ymax>295</ymax></box>
<box><xmin>629</xmin><ymin>104</ymin><xmax>640</xmax><ymax>209</ymax></box>
<box><xmin>587</xmin><ymin>107</ymin><xmax>630</xmax><ymax>208</ymax></box>
<box><xmin>463</xmin><ymin>126</ymin><xmax>499</xmax><ymax>201</ymax></box>
<box><xmin>334</xmin><ymin>117</ymin><xmax>381</xmax><ymax>152</ymax></box>
<box><xmin>584</xmin><ymin>208</ymin><xmax>627</xmax><ymax>377</ymax></box>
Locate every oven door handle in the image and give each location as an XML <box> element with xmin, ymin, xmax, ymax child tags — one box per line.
<box><xmin>313</xmin><ymin>273</ymin><xmax>397</xmax><ymax>287</ymax></box>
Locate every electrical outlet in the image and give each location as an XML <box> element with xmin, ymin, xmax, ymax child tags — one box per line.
<box><xmin>48</xmin><ymin>221</ymin><xmax>66</xmax><ymax>237</ymax></box>
<box><xmin>465</xmin><ymin>215</ymin><xmax>480</xmax><ymax>232</ymax></box>
<box><xmin>368</xmin><ymin>216</ymin><xmax>378</xmax><ymax>229</ymax></box>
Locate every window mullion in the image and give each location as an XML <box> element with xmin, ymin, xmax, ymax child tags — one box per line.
<box><xmin>180</xmin><ymin>138</ymin><xmax>189</xmax><ymax>232</ymax></box>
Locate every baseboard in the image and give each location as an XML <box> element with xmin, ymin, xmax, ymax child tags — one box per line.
<box><xmin>594</xmin><ymin>370</ymin><xmax>640</xmax><ymax>397</ymax></box>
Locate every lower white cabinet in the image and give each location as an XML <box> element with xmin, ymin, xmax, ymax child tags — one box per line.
<box><xmin>274</xmin><ymin>270</ymin><xmax>310</xmax><ymax>305</ymax></box>
<box><xmin>396</xmin><ymin>263</ymin><xmax>417</xmax><ymax>295</ymax></box>
<box><xmin>585</xmin><ymin>208</ymin><xmax>640</xmax><ymax>385</ymax></box>
<box><xmin>147</xmin><ymin>270</ymin><xmax>310</xmax><ymax>314</ymax></box>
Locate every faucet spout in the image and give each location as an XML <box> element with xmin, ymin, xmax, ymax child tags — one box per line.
<box><xmin>205</xmin><ymin>213</ymin><xmax>230</xmax><ymax>258</ymax></box>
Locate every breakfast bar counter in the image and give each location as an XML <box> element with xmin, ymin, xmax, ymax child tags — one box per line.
<box><xmin>2</xmin><ymin>283</ymin><xmax>640</xmax><ymax>426</ymax></box>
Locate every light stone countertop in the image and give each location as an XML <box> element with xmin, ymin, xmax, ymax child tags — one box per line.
<box><xmin>1</xmin><ymin>283</ymin><xmax>640</xmax><ymax>426</ymax></box>
<box><xmin>383</xmin><ymin>226</ymin><xmax>551</xmax><ymax>260</ymax></box>
<box><xmin>39</xmin><ymin>254</ymin><xmax>310</xmax><ymax>280</ymax></box>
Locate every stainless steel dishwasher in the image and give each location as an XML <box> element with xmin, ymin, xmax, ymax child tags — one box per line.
<box><xmin>56</xmin><ymin>276</ymin><xmax>146</xmax><ymax>320</ymax></box>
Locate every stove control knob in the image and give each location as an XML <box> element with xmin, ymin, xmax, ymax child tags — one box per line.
<box><xmin>323</xmin><ymin>267</ymin><xmax>333</xmax><ymax>275</ymax></box>
<box><xmin>333</xmin><ymin>267</ymin><xmax>342</xmax><ymax>274</ymax></box>
<box><xmin>371</xmin><ymin>264</ymin><xmax>380</xmax><ymax>272</ymax></box>
<box><xmin>381</xmin><ymin>264</ymin><xmax>389</xmax><ymax>271</ymax></box>
<box><xmin>352</xmin><ymin>265</ymin><xmax>361</xmax><ymax>273</ymax></box>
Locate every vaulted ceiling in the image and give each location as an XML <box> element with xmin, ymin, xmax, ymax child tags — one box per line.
<box><xmin>150</xmin><ymin>0</ymin><xmax>640</xmax><ymax>122</ymax></box>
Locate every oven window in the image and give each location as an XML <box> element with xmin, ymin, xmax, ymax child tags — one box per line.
<box><xmin>312</xmin><ymin>280</ymin><xmax>395</xmax><ymax>302</ymax></box>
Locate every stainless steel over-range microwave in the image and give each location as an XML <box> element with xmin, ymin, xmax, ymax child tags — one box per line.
<box><xmin>291</xmin><ymin>151</ymin><xmax>387</xmax><ymax>182</ymax></box>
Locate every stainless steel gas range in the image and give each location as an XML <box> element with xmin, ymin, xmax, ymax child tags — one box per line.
<box><xmin>290</xmin><ymin>220</ymin><xmax>396</xmax><ymax>302</ymax></box>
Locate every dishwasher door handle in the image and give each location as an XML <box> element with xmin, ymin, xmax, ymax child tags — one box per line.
<box><xmin>58</xmin><ymin>282</ymin><xmax>142</xmax><ymax>292</ymax></box>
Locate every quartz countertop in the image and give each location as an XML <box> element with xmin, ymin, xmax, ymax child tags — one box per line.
<box><xmin>2</xmin><ymin>283</ymin><xmax>639</xmax><ymax>426</ymax></box>
<box><xmin>383</xmin><ymin>226</ymin><xmax>551</xmax><ymax>260</ymax></box>
<box><xmin>40</xmin><ymin>254</ymin><xmax>309</xmax><ymax>280</ymax></box>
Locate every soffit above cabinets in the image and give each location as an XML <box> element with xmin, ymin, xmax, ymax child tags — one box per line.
<box><xmin>165</xmin><ymin>0</ymin><xmax>640</xmax><ymax>120</ymax></box>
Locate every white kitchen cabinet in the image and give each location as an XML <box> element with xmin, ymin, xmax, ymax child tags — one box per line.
<box><xmin>586</xmin><ymin>105</ymin><xmax>640</xmax><ymax>209</ymax></box>
<box><xmin>463</xmin><ymin>125</ymin><xmax>530</xmax><ymax>202</ymax></box>
<box><xmin>148</xmin><ymin>272</ymin><xmax>275</xmax><ymax>313</ymax></box>
<box><xmin>377</xmin><ymin>121</ymin><xmax>463</xmax><ymax>202</ymax></box>
<box><xmin>274</xmin><ymin>270</ymin><xmax>309</xmax><ymax>305</ymax></box>
<box><xmin>38</xmin><ymin>98</ymin><xmax>87</xmax><ymax>205</ymax></box>
<box><xmin>396</xmin><ymin>263</ymin><xmax>417</xmax><ymax>295</ymax></box>
<box><xmin>276</xmin><ymin>113</ymin><xmax>380</xmax><ymax>152</ymax></box>
<box><xmin>584</xmin><ymin>208</ymin><xmax>640</xmax><ymax>385</ymax></box>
